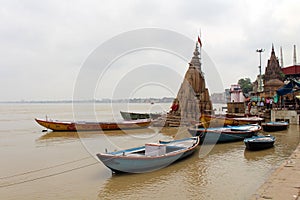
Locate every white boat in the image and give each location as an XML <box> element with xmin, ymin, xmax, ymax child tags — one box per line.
<box><xmin>96</xmin><ymin>137</ymin><xmax>199</xmax><ymax>173</ymax></box>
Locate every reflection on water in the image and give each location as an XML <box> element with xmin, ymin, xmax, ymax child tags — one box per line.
<box><xmin>38</xmin><ymin>131</ymin><xmax>80</xmax><ymax>139</ymax></box>
<box><xmin>244</xmin><ymin>147</ymin><xmax>276</xmax><ymax>161</ymax></box>
<box><xmin>36</xmin><ymin>127</ymin><xmax>162</xmax><ymax>145</ymax></box>
<box><xmin>37</xmin><ymin>128</ymin><xmax>157</xmax><ymax>140</ymax></box>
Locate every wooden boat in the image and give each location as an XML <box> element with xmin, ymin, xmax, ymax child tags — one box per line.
<box><xmin>200</xmin><ymin>115</ymin><xmax>238</xmax><ymax>127</ymax></box>
<box><xmin>188</xmin><ymin>124</ymin><xmax>261</xmax><ymax>143</ymax></box>
<box><xmin>244</xmin><ymin>135</ymin><xmax>275</xmax><ymax>150</ymax></box>
<box><xmin>233</xmin><ymin>117</ymin><xmax>264</xmax><ymax>125</ymax></box>
<box><xmin>200</xmin><ymin>115</ymin><xmax>263</xmax><ymax>128</ymax></box>
<box><xmin>35</xmin><ymin>118</ymin><xmax>151</xmax><ymax>132</ymax></box>
<box><xmin>120</xmin><ymin>111</ymin><xmax>162</xmax><ymax>120</ymax></box>
<box><xmin>262</xmin><ymin>121</ymin><xmax>289</xmax><ymax>132</ymax></box>
<box><xmin>96</xmin><ymin>137</ymin><xmax>199</xmax><ymax>173</ymax></box>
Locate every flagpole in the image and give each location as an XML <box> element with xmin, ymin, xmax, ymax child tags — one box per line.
<box><xmin>198</xmin><ymin>29</ymin><xmax>202</xmax><ymax>62</ymax></box>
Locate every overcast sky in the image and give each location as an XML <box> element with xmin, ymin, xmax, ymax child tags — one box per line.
<box><xmin>1</xmin><ymin>0</ymin><xmax>300</xmax><ymax>101</ymax></box>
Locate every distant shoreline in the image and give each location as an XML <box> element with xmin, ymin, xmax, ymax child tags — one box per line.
<box><xmin>0</xmin><ymin>97</ymin><xmax>175</xmax><ymax>104</ymax></box>
<box><xmin>0</xmin><ymin>100</ymin><xmax>227</xmax><ymax>104</ymax></box>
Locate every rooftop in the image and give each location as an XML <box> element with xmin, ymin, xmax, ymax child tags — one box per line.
<box><xmin>282</xmin><ymin>64</ymin><xmax>300</xmax><ymax>75</ymax></box>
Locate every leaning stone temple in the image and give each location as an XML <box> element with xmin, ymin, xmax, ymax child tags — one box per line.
<box><xmin>164</xmin><ymin>43</ymin><xmax>213</xmax><ymax>127</ymax></box>
<box><xmin>263</xmin><ymin>44</ymin><xmax>285</xmax><ymax>97</ymax></box>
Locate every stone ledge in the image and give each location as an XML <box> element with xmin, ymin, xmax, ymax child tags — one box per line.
<box><xmin>250</xmin><ymin>144</ymin><xmax>300</xmax><ymax>200</ymax></box>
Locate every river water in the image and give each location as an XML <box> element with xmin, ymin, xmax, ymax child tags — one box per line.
<box><xmin>0</xmin><ymin>103</ymin><xmax>299</xmax><ymax>200</ymax></box>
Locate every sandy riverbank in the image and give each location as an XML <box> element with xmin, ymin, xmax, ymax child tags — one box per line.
<box><xmin>251</xmin><ymin>143</ymin><xmax>300</xmax><ymax>200</ymax></box>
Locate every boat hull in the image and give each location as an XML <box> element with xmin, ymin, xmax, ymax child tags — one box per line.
<box><xmin>188</xmin><ymin>125</ymin><xmax>261</xmax><ymax>143</ymax></box>
<box><xmin>262</xmin><ymin>122</ymin><xmax>289</xmax><ymax>132</ymax></box>
<box><xmin>199</xmin><ymin>131</ymin><xmax>254</xmax><ymax>143</ymax></box>
<box><xmin>120</xmin><ymin>111</ymin><xmax>162</xmax><ymax>120</ymax></box>
<box><xmin>200</xmin><ymin>115</ymin><xmax>238</xmax><ymax>127</ymax></box>
<box><xmin>233</xmin><ymin>117</ymin><xmax>264</xmax><ymax>125</ymax></box>
<box><xmin>96</xmin><ymin>137</ymin><xmax>199</xmax><ymax>173</ymax></box>
<box><xmin>35</xmin><ymin>118</ymin><xmax>151</xmax><ymax>131</ymax></box>
<box><xmin>244</xmin><ymin>135</ymin><xmax>275</xmax><ymax>150</ymax></box>
<box><xmin>97</xmin><ymin>153</ymin><xmax>183</xmax><ymax>173</ymax></box>
<box><xmin>200</xmin><ymin>115</ymin><xmax>263</xmax><ymax>128</ymax></box>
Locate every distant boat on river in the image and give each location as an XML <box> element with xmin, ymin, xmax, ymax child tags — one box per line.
<box><xmin>96</xmin><ymin>137</ymin><xmax>199</xmax><ymax>173</ymax></box>
<box><xmin>35</xmin><ymin>118</ymin><xmax>151</xmax><ymax>132</ymax></box>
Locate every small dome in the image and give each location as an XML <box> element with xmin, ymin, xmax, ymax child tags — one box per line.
<box><xmin>264</xmin><ymin>79</ymin><xmax>284</xmax><ymax>86</ymax></box>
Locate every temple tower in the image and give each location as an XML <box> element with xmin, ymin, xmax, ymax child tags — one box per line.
<box><xmin>264</xmin><ymin>44</ymin><xmax>285</xmax><ymax>83</ymax></box>
<box><xmin>165</xmin><ymin>42</ymin><xmax>213</xmax><ymax>127</ymax></box>
<box><xmin>263</xmin><ymin>44</ymin><xmax>285</xmax><ymax>97</ymax></box>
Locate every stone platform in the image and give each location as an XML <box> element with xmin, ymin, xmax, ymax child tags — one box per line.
<box><xmin>271</xmin><ymin>110</ymin><xmax>300</xmax><ymax>125</ymax></box>
<box><xmin>251</xmin><ymin>144</ymin><xmax>300</xmax><ymax>199</ymax></box>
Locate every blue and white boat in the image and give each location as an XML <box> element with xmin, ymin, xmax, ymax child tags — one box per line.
<box><xmin>244</xmin><ymin>135</ymin><xmax>275</xmax><ymax>150</ymax></box>
<box><xmin>188</xmin><ymin>124</ymin><xmax>261</xmax><ymax>143</ymax></box>
<box><xmin>96</xmin><ymin>137</ymin><xmax>199</xmax><ymax>173</ymax></box>
<box><xmin>262</xmin><ymin>121</ymin><xmax>289</xmax><ymax>132</ymax></box>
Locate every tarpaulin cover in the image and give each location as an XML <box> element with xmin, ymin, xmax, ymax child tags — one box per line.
<box><xmin>276</xmin><ymin>80</ymin><xmax>300</xmax><ymax>96</ymax></box>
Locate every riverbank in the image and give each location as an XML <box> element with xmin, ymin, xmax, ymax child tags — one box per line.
<box><xmin>251</xmin><ymin>143</ymin><xmax>300</xmax><ymax>200</ymax></box>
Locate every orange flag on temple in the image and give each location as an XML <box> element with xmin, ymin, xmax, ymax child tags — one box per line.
<box><xmin>198</xmin><ymin>36</ymin><xmax>202</xmax><ymax>47</ymax></box>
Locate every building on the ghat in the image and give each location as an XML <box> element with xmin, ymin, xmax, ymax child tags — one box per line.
<box><xmin>251</xmin><ymin>44</ymin><xmax>285</xmax><ymax>98</ymax></box>
<box><xmin>249</xmin><ymin>44</ymin><xmax>300</xmax><ymax>124</ymax></box>
<box><xmin>263</xmin><ymin>44</ymin><xmax>285</xmax><ymax>98</ymax></box>
<box><xmin>227</xmin><ymin>84</ymin><xmax>246</xmax><ymax>114</ymax></box>
<box><xmin>222</xmin><ymin>43</ymin><xmax>300</xmax><ymax>123</ymax></box>
<box><xmin>229</xmin><ymin>44</ymin><xmax>286</xmax><ymax>117</ymax></box>
<box><xmin>282</xmin><ymin>45</ymin><xmax>300</xmax><ymax>80</ymax></box>
<box><xmin>271</xmin><ymin>45</ymin><xmax>300</xmax><ymax>124</ymax></box>
<box><xmin>164</xmin><ymin>42</ymin><xmax>213</xmax><ymax>127</ymax></box>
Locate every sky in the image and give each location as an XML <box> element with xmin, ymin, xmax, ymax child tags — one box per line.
<box><xmin>1</xmin><ymin>0</ymin><xmax>300</xmax><ymax>101</ymax></box>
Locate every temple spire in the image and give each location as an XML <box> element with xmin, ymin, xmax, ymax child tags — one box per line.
<box><xmin>194</xmin><ymin>42</ymin><xmax>200</xmax><ymax>57</ymax></box>
<box><xmin>293</xmin><ymin>45</ymin><xmax>297</xmax><ymax>65</ymax></box>
<box><xmin>271</xmin><ymin>43</ymin><xmax>275</xmax><ymax>55</ymax></box>
<box><xmin>190</xmin><ymin>42</ymin><xmax>201</xmax><ymax>71</ymax></box>
<box><xmin>264</xmin><ymin>43</ymin><xmax>285</xmax><ymax>83</ymax></box>
<box><xmin>280</xmin><ymin>46</ymin><xmax>284</xmax><ymax>68</ymax></box>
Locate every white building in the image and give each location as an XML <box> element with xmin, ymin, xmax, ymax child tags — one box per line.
<box><xmin>229</xmin><ymin>84</ymin><xmax>245</xmax><ymax>102</ymax></box>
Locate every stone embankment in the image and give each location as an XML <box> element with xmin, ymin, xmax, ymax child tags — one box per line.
<box><xmin>251</xmin><ymin>144</ymin><xmax>300</xmax><ymax>200</ymax></box>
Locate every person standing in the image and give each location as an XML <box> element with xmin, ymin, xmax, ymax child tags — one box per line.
<box><xmin>266</xmin><ymin>98</ymin><xmax>270</xmax><ymax>109</ymax></box>
<box><xmin>247</xmin><ymin>101</ymin><xmax>252</xmax><ymax>114</ymax></box>
<box><xmin>270</xmin><ymin>98</ymin><xmax>273</xmax><ymax>109</ymax></box>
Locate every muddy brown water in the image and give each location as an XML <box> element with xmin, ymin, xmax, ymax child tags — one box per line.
<box><xmin>0</xmin><ymin>103</ymin><xmax>299</xmax><ymax>200</ymax></box>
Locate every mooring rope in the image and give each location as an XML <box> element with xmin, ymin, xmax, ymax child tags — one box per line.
<box><xmin>0</xmin><ymin>161</ymin><xmax>98</xmax><ymax>188</ymax></box>
<box><xmin>0</xmin><ymin>156</ymin><xmax>93</xmax><ymax>180</ymax></box>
